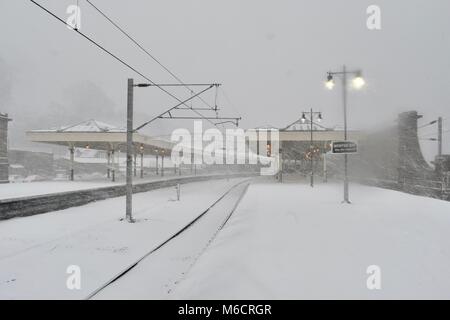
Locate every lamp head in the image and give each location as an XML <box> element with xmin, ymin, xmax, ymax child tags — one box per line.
<box><xmin>301</xmin><ymin>113</ymin><xmax>306</xmax><ymax>123</ymax></box>
<box><xmin>352</xmin><ymin>71</ymin><xmax>365</xmax><ymax>89</ymax></box>
<box><xmin>325</xmin><ymin>74</ymin><xmax>335</xmax><ymax>90</ymax></box>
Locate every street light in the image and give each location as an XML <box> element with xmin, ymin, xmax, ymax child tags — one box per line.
<box><xmin>352</xmin><ymin>72</ymin><xmax>365</xmax><ymax>89</ymax></box>
<box><xmin>325</xmin><ymin>65</ymin><xmax>365</xmax><ymax>204</ymax></box>
<box><xmin>317</xmin><ymin>113</ymin><xmax>322</xmax><ymax>122</ymax></box>
<box><xmin>301</xmin><ymin>113</ymin><xmax>307</xmax><ymax>123</ymax></box>
<box><xmin>325</xmin><ymin>74</ymin><xmax>335</xmax><ymax>90</ymax></box>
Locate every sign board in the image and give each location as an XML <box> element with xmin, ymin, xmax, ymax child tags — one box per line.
<box><xmin>331</xmin><ymin>141</ymin><xmax>358</xmax><ymax>154</ymax></box>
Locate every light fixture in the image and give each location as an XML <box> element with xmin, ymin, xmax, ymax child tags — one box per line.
<box><xmin>325</xmin><ymin>74</ymin><xmax>335</xmax><ymax>90</ymax></box>
<box><xmin>301</xmin><ymin>113</ymin><xmax>306</xmax><ymax>123</ymax></box>
<box><xmin>352</xmin><ymin>71</ymin><xmax>365</xmax><ymax>89</ymax></box>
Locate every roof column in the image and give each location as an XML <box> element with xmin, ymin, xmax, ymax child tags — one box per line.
<box><xmin>111</xmin><ymin>149</ymin><xmax>116</xmax><ymax>182</ymax></box>
<box><xmin>140</xmin><ymin>152</ymin><xmax>144</xmax><ymax>179</ymax></box>
<box><xmin>69</xmin><ymin>146</ymin><xmax>75</xmax><ymax>181</ymax></box>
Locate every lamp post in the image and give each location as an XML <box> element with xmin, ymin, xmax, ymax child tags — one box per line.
<box><xmin>301</xmin><ymin>109</ymin><xmax>323</xmax><ymax>188</ymax></box>
<box><xmin>325</xmin><ymin>65</ymin><xmax>365</xmax><ymax>203</ymax></box>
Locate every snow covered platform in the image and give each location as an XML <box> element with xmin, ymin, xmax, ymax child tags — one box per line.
<box><xmin>0</xmin><ymin>174</ymin><xmax>186</xmax><ymax>201</ymax></box>
<box><xmin>0</xmin><ymin>180</ymin><xmax>121</xmax><ymax>200</ymax></box>
<box><xmin>173</xmin><ymin>180</ymin><xmax>450</xmax><ymax>299</ymax></box>
<box><xmin>0</xmin><ymin>178</ymin><xmax>248</xmax><ymax>299</ymax></box>
<box><xmin>1</xmin><ymin>178</ymin><xmax>450</xmax><ymax>299</ymax></box>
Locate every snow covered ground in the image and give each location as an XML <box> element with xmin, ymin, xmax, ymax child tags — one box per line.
<box><xmin>0</xmin><ymin>181</ymin><xmax>121</xmax><ymax>200</ymax></box>
<box><xmin>172</xmin><ymin>180</ymin><xmax>450</xmax><ymax>300</ymax></box>
<box><xmin>0</xmin><ymin>173</ymin><xmax>190</xmax><ymax>200</ymax></box>
<box><xmin>0</xmin><ymin>178</ymin><xmax>247</xmax><ymax>299</ymax></box>
<box><xmin>2</xmin><ymin>178</ymin><xmax>450</xmax><ymax>300</ymax></box>
<box><xmin>93</xmin><ymin>181</ymin><xmax>249</xmax><ymax>299</ymax></box>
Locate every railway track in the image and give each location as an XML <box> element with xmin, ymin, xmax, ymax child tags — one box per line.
<box><xmin>86</xmin><ymin>179</ymin><xmax>251</xmax><ymax>299</ymax></box>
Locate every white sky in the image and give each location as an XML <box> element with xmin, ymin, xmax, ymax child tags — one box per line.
<box><xmin>1</xmin><ymin>0</ymin><xmax>449</xmax><ymax>160</ymax></box>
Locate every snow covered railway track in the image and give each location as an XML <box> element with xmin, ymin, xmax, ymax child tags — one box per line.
<box><xmin>86</xmin><ymin>179</ymin><xmax>251</xmax><ymax>299</ymax></box>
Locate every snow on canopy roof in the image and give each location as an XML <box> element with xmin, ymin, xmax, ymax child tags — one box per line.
<box><xmin>33</xmin><ymin>119</ymin><xmax>126</xmax><ymax>133</ymax></box>
<box><xmin>283</xmin><ymin>118</ymin><xmax>333</xmax><ymax>131</ymax></box>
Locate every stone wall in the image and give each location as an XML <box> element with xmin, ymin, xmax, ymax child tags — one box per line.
<box><xmin>0</xmin><ymin>114</ymin><xmax>10</xmax><ymax>183</ymax></box>
<box><xmin>0</xmin><ymin>173</ymin><xmax>257</xmax><ymax>220</ymax></box>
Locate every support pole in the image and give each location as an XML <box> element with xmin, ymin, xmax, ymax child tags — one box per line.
<box><xmin>69</xmin><ymin>147</ymin><xmax>74</xmax><ymax>181</ymax></box>
<box><xmin>342</xmin><ymin>65</ymin><xmax>350</xmax><ymax>203</ymax></box>
<box><xmin>161</xmin><ymin>154</ymin><xmax>165</xmax><ymax>177</ymax></box>
<box><xmin>107</xmin><ymin>151</ymin><xmax>111</xmax><ymax>179</ymax></box>
<box><xmin>111</xmin><ymin>149</ymin><xmax>115</xmax><ymax>182</ymax></box>
<box><xmin>140</xmin><ymin>152</ymin><xmax>144</xmax><ymax>178</ymax></box>
<box><xmin>279</xmin><ymin>148</ymin><xmax>283</xmax><ymax>183</ymax></box>
<box><xmin>310</xmin><ymin>108</ymin><xmax>314</xmax><ymax>188</ymax></box>
<box><xmin>134</xmin><ymin>153</ymin><xmax>137</xmax><ymax>177</ymax></box>
<box><xmin>155</xmin><ymin>154</ymin><xmax>159</xmax><ymax>175</ymax></box>
<box><xmin>126</xmin><ymin>78</ymin><xmax>134</xmax><ymax>223</ymax></box>
<box><xmin>438</xmin><ymin>116</ymin><xmax>443</xmax><ymax>156</ymax></box>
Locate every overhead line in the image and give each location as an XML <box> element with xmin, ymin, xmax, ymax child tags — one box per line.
<box><xmin>28</xmin><ymin>0</ymin><xmax>219</xmax><ymax>127</ymax></box>
<box><xmin>84</xmin><ymin>0</ymin><xmax>217</xmax><ymax>112</ymax></box>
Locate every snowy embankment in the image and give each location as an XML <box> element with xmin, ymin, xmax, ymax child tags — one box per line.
<box><xmin>0</xmin><ymin>178</ymin><xmax>247</xmax><ymax>299</ymax></box>
<box><xmin>172</xmin><ymin>180</ymin><xmax>450</xmax><ymax>299</ymax></box>
<box><xmin>0</xmin><ymin>173</ymin><xmax>187</xmax><ymax>201</ymax></box>
<box><xmin>0</xmin><ymin>181</ymin><xmax>121</xmax><ymax>200</ymax></box>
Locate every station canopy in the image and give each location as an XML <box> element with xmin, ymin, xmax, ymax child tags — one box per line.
<box><xmin>26</xmin><ymin>119</ymin><xmax>174</xmax><ymax>155</ymax></box>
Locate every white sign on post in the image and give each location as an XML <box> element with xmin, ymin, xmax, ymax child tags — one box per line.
<box><xmin>331</xmin><ymin>141</ymin><xmax>358</xmax><ymax>154</ymax></box>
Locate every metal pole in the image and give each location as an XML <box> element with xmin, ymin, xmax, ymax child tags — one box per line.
<box><xmin>111</xmin><ymin>149</ymin><xmax>115</xmax><ymax>182</ymax></box>
<box><xmin>438</xmin><ymin>116</ymin><xmax>443</xmax><ymax>156</ymax></box>
<box><xmin>155</xmin><ymin>154</ymin><xmax>159</xmax><ymax>175</ymax></box>
<box><xmin>342</xmin><ymin>65</ymin><xmax>350</xmax><ymax>203</ymax></box>
<box><xmin>279</xmin><ymin>148</ymin><xmax>283</xmax><ymax>183</ymax></box>
<box><xmin>107</xmin><ymin>151</ymin><xmax>111</xmax><ymax>179</ymax></box>
<box><xmin>161</xmin><ymin>154</ymin><xmax>165</xmax><ymax>177</ymax></box>
<box><xmin>323</xmin><ymin>152</ymin><xmax>327</xmax><ymax>183</ymax></box>
<box><xmin>140</xmin><ymin>152</ymin><xmax>144</xmax><ymax>178</ymax></box>
<box><xmin>310</xmin><ymin>108</ymin><xmax>314</xmax><ymax>187</ymax></box>
<box><xmin>126</xmin><ymin>78</ymin><xmax>134</xmax><ymax>223</ymax></box>
<box><xmin>134</xmin><ymin>153</ymin><xmax>137</xmax><ymax>177</ymax></box>
<box><xmin>69</xmin><ymin>147</ymin><xmax>74</xmax><ymax>181</ymax></box>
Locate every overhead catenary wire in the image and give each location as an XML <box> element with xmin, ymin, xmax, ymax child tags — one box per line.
<box><xmin>419</xmin><ymin>128</ymin><xmax>450</xmax><ymax>138</ymax></box>
<box><xmin>28</xmin><ymin>0</ymin><xmax>220</xmax><ymax>127</ymax></box>
<box><xmin>220</xmin><ymin>88</ymin><xmax>243</xmax><ymax>119</ymax></box>
<box><xmin>84</xmin><ymin>0</ymin><xmax>218</xmax><ymax>113</ymax></box>
<box><xmin>418</xmin><ymin>117</ymin><xmax>447</xmax><ymax>129</ymax></box>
